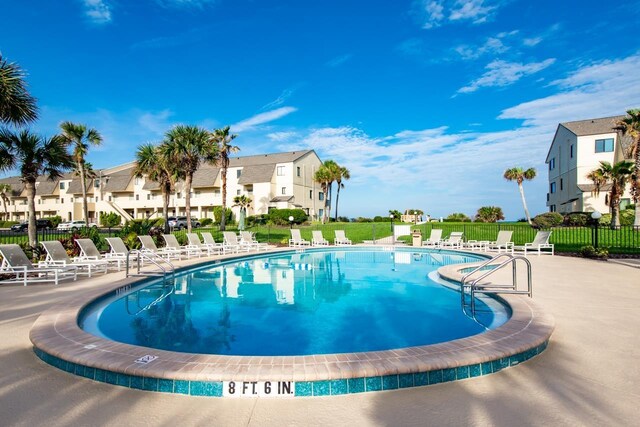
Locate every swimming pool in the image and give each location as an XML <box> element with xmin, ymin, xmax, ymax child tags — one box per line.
<box><xmin>31</xmin><ymin>246</ymin><xmax>554</xmax><ymax>397</ymax></box>
<box><xmin>79</xmin><ymin>248</ymin><xmax>510</xmax><ymax>356</ymax></box>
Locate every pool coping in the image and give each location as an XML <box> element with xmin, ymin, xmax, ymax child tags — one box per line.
<box><xmin>30</xmin><ymin>247</ymin><xmax>555</xmax><ymax>397</ymax></box>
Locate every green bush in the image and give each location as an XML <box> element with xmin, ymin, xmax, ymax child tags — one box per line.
<box><xmin>0</xmin><ymin>220</ymin><xmax>19</xmax><ymax>227</ymax></box>
<box><xmin>200</xmin><ymin>218</ymin><xmax>213</xmax><ymax>227</ymax></box>
<box><xmin>532</xmin><ymin>212</ymin><xmax>563</xmax><ymax>229</ymax></box>
<box><xmin>118</xmin><ymin>219</ymin><xmax>156</xmax><ymax>238</ymax></box>
<box><xmin>445</xmin><ymin>213</ymin><xmax>471</xmax><ymax>222</ymax></box>
<box><xmin>373</xmin><ymin>216</ymin><xmax>392</xmax><ymax>222</ymax></box>
<box><xmin>213</xmin><ymin>207</ymin><xmax>234</xmax><ymax>225</ymax></box>
<box><xmin>246</xmin><ymin>214</ymin><xmax>268</xmax><ymax>227</ymax></box>
<box><xmin>354</xmin><ymin>217</ymin><xmax>373</xmax><ymax>223</ymax></box>
<box><xmin>267</xmin><ymin>208</ymin><xmax>308</xmax><ymax>226</ymax></box>
<box><xmin>564</xmin><ymin>212</ymin><xmax>588</xmax><ymax>227</ymax></box>
<box><xmin>99</xmin><ymin>212</ymin><xmax>121</xmax><ymax>228</ymax></box>
<box><xmin>597</xmin><ymin>211</ymin><xmax>635</xmax><ymax>226</ymax></box>
<box><xmin>42</xmin><ymin>216</ymin><xmax>63</xmax><ymax>228</ymax></box>
<box><xmin>579</xmin><ymin>245</ymin><xmax>609</xmax><ymax>259</ymax></box>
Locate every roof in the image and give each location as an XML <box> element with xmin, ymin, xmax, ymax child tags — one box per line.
<box><xmin>67</xmin><ymin>179</ymin><xmax>94</xmax><ymax>194</ymax></box>
<box><xmin>36</xmin><ymin>179</ymin><xmax>59</xmax><ymax>195</ymax></box>
<box><xmin>0</xmin><ymin>176</ymin><xmax>24</xmax><ymax>197</ymax></box>
<box><xmin>228</xmin><ymin>150</ymin><xmax>314</xmax><ymax>167</ymax></box>
<box><xmin>560</xmin><ymin>116</ymin><xmax>626</xmax><ymax>136</ymax></box>
<box><xmin>192</xmin><ymin>165</ymin><xmax>220</xmax><ymax>188</ymax></box>
<box><xmin>270</xmin><ymin>196</ymin><xmax>294</xmax><ymax>203</ymax></box>
<box><xmin>103</xmin><ymin>167</ymin><xmax>134</xmax><ymax>192</ymax></box>
<box><xmin>237</xmin><ymin>164</ymin><xmax>275</xmax><ymax>184</ymax></box>
<box><xmin>577</xmin><ymin>183</ymin><xmax>613</xmax><ymax>192</ymax></box>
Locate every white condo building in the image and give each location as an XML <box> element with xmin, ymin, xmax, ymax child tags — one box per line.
<box><xmin>0</xmin><ymin>150</ymin><xmax>325</xmax><ymax>223</ymax></box>
<box><xmin>546</xmin><ymin>116</ymin><xmax>634</xmax><ymax>214</ymax></box>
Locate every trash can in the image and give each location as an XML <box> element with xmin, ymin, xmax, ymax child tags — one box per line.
<box><xmin>412</xmin><ymin>230</ymin><xmax>422</xmax><ymax>247</ymax></box>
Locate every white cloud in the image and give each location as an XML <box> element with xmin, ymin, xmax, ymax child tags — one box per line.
<box><xmin>155</xmin><ymin>0</ymin><xmax>216</xmax><ymax>8</ymax></box>
<box><xmin>457</xmin><ymin>58</ymin><xmax>556</xmax><ymax>93</ymax></box>
<box><xmin>267</xmin><ymin>131</ymin><xmax>298</xmax><ymax>142</ymax></box>
<box><xmin>454</xmin><ymin>36</ymin><xmax>509</xmax><ymax>60</ymax></box>
<box><xmin>523</xmin><ymin>37</ymin><xmax>542</xmax><ymax>47</ymax></box>
<box><xmin>261</xmin><ymin>85</ymin><xmax>302</xmax><ymax>111</ymax></box>
<box><xmin>449</xmin><ymin>0</ymin><xmax>495</xmax><ymax>23</ymax></box>
<box><xmin>413</xmin><ymin>0</ymin><xmax>499</xmax><ymax>29</ymax></box>
<box><xmin>231</xmin><ymin>107</ymin><xmax>298</xmax><ymax>133</ymax></box>
<box><xmin>326</xmin><ymin>54</ymin><xmax>353</xmax><ymax>68</ymax></box>
<box><xmin>81</xmin><ymin>0</ymin><xmax>112</xmax><ymax>24</ymax></box>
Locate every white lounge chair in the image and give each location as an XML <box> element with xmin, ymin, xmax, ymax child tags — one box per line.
<box><xmin>105</xmin><ymin>237</ymin><xmax>137</xmax><ymax>265</ymax></box>
<box><xmin>223</xmin><ymin>231</ymin><xmax>251</xmax><ymax>253</ymax></box>
<box><xmin>485</xmin><ymin>230</ymin><xmax>514</xmax><ymax>254</ymax></box>
<box><xmin>289</xmin><ymin>229</ymin><xmax>311</xmax><ymax>247</ymax></box>
<box><xmin>439</xmin><ymin>232</ymin><xmax>463</xmax><ymax>249</ymax></box>
<box><xmin>0</xmin><ymin>244</ymin><xmax>78</xmax><ymax>286</ymax></box>
<box><xmin>163</xmin><ymin>234</ymin><xmax>200</xmax><ymax>258</ymax></box>
<box><xmin>76</xmin><ymin>238</ymin><xmax>123</xmax><ymax>271</ymax></box>
<box><xmin>40</xmin><ymin>240</ymin><xmax>108</xmax><ymax>277</ymax></box>
<box><xmin>422</xmin><ymin>229</ymin><xmax>443</xmax><ymax>247</ymax></box>
<box><xmin>187</xmin><ymin>233</ymin><xmax>223</xmax><ymax>256</ymax></box>
<box><xmin>334</xmin><ymin>230</ymin><xmax>352</xmax><ymax>246</ymax></box>
<box><xmin>239</xmin><ymin>231</ymin><xmax>270</xmax><ymax>251</ymax></box>
<box><xmin>138</xmin><ymin>235</ymin><xmax>180</xmax><ymax>260</ymax></box>
<box><xmin>312</xmin><ymin>230</ymin><xmax>330</xmax><ymax>246</ymax></box>
<box><xmin>514</xmin><ymin>231</ymin><xmax>554</xmax><ymax>256</ymax></box>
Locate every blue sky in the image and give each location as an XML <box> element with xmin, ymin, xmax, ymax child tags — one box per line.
<box><xmin>2</xmin><ymin>0</ymin><xmax>639</xmax><ymax>220</ymax></box>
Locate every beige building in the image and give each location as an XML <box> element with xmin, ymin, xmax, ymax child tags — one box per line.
<box><xmin>546</xmin><ymin>116</ymin><xmax>633</xmax><ymax>214</ymax></box>
<box><xmin>0</xmin><ymin>150</ymin><xmax>325</xmax><ymax>224</ymax></box>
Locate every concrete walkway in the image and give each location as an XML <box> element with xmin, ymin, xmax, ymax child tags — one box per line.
<box><xmin>0</xmin><ymin>254</ymin><xmax>639</xmax><ymax>426</ymax></box>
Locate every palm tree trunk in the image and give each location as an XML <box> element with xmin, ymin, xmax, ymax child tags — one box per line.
<box><xmin>220</xmin><ymin>164</ymin><xmax>227</xmax><ymax>231</ymax></box>
<box><xmin>25</xmin><ymin>179</ymin><xmax>37</xmax><ymax>248</ymax></box>
<box><xmin>185</xmin><ymin>174</ymin><xmax>192</xmax><ymax>233</ymax></box>
<box><xmin>79</xmin><ymin>162</ymin><xmax>89</xmax><ymax>222</ymax></box>
<box><xmin>2</xmin><ymin>197</ymin><xmax>7</xmax><ymax>221</ymax></box>
<box><xmin>163</xmin><ymin>186</ymin><xmax>170</xmax><ymax>234</ymax></box>
<box><xmin>334</xmin><ymin>183</ymin><xmax>341</xmax><ymax>222</ymax></box>
<box><xmin>518</xmin><ymin>182</ymin><xmax>532</xmax><ymax>224</ymax></box>
<box><xmin>611</xmin><ymin>187</ymin><xmax>620</xmax><ymax>229</ymax></box>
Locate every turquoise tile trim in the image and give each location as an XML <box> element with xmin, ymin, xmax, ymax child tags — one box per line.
<box><xmin>295</xmin><ymin>381</ymin><xmax>312</xmax><ymax>396</ymax></box>
<box><xmin>382</xmin><ymin>375</ymin><xmax>399</xmax><ymax>390</ymax></box>
<box><xmin>31</xmin><ymin>340</ymin><xmax>550</xmax><ymax>397</ymax></box>
<box><xmin>312</xmin><ymin>380</ymin><xmax>330</xmax><ymax>396</ymax></box>
<box><xmin>330</xmin><ymin>379</ymin><xmax>348</xmax><ymax>395</ymax></box>
<box><xmin>365</xmin><ymin>377</ymin><xmax>382</xmax><ymax>392</ymax></box>
<box><xmin>348</xmin><ymin>378</ymin><xmax>365</xmax><ymax>394</ymax></box>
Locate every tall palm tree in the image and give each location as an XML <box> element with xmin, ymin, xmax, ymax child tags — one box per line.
<box><xmin>503</xmin><ymin>167</ymin><xmax>537</xmax><ymax>225</ymax></box>
<box><xmin>59</xmin><ymin>122</ymin><xmax>102</xmax><ymax>223</ymax></box>
<box><xmin>615</xmin><ymin>109</ymin><xmax>640</xmax><ymax>226</ymax></box>
<box><xmin>333</xmin><ymin>164</ymin><xmax>350</xmax><ymax>221</ymax></box>
<box><xmin>210</xmin><ymin>126</ymin><xmax>238</xmax><ymax>231</ymax></box>
<box><xmin>0</xmin><ymin>183</ymin><xmax>11</xmax><ymax>221</ymax></box>
<box><xmin>232</xmin><ymin>195</ymin><xmax>252</xmax><ymax>231</ymax></box>
<box><xmin>0</xmin><ymin>54</ymin><xmax>38</xmax><ymax>126</ymax></box>
<box><xmin>587</xmin><ymin>160</ymin><xmax>634</xmax><ymax>228</ymax></box>
<box><xmin>313</xmin><ymin>165</ymin><xmax>332</xmax><ymax>223</ymax></box>
<box><xmin>134</xmin><ymin>143</ymin><xmax>180</xmax><ymax>233</ymax></box>
<box><xmin>162</xmin><ymin>125</ymin><xmax>217</xmax><ymax>233</ymax></box>
<box><xmin>0</xmin><ymin>129</ymin><xmax>73</xmax><ymax>247</ymax></box>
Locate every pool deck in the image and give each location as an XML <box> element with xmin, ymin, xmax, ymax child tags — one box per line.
<box><xmin>1</xmin><ymin>250</ymin><xmax>639</xmax><ymax>426</ymax></box>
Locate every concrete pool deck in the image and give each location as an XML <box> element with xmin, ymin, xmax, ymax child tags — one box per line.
<box><xmin>1</xmin><ymin>252</ymin><xmax>639</xmax><ymax>426</ymax></box>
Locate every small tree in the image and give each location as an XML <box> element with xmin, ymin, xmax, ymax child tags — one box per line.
<box><xmin>445</xmin><ymin>212</ymin><xmax>471</xmax><ymax>222</ymax></box>
<box><xmin>100</xmin><ymin>212</ymin><xmax>121</xmax><ymax>228</ymax></box>
<box><xmin>475</xmin><ymin>206</ymin><xmax>505</xmax><ymax>223</ymax></box>
<box><xmin>587</xmin><ymin>160</ymin><xmax>634</xmax><ymax>228</ymax></box>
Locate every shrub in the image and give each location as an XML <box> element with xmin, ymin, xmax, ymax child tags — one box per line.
<box><xmin>213</xmin><ymin>207</ymin><xmax>234</xmax><ymax>225</ymax></box>
<box><xmin>100</xmin><ymin>212</ymin><xmax>121</xmax><ymax>228</ymax></box>
<box><xmin>474</xmin><ymin>206</ymin><xmax>505</xmax><ymax>223</ymax></box>
<box><xmin>620</xmin><ymin>208</ymin><xmax>635</xmax><ymax>226</ymax></box>
<box><xmin>246</xmin><ymin>214</ymin><xmax>268</xmax><ymax>227</ymax></box>
<box><xmin>532</xmin><ymin>212</ymin><xmax>563</xmax><ymax>229</ymax></box>
<box><xmin>0</xmin><ymin>220</ymin><xmax>19</xmax><ymax>227</ymax></box>
<box><xmin>267</xmin><ymin>208</ymin><xmax>308</xmax><ymax>226</ymax></box>
<box><xmin>200</xmin><ymin>218</ymin><xmax>213</xmax><ymax>227</ymax></box>
<box><xmin>337</xmin><ymin>216</ymin><xmax>350</xmax><ymax>223</ymax></box>
<box><xmin>354</xmin><ymin>217</ymin><xmax>373</xmax><ymax>223</ymax></box>
<box><xmin>445</xmin><ymin>213</ymin><xmax>471</xmax><ymax>222</ymax></box>
<box><xmin>563</xmin><ymin>212</ymin><xmax>589</xmax><ymax>227</ymax></box>
<box><xmin>598</xmin><ymin>214</ymin><xmax>611</xmax><ymax>226</ymax></box>
<box><xmin>579</xmin><ymin>245</ymin><xmax>609</xmax><ymax>259</ymax></box>
<box><xmin>43</xmin><ymin>215</ymin><xmax>63</xmax><ymax>228</ymax></box>
<box><xmin>373</xmin><ymin>216</ymin><xmax>392</xmax><ymax>222</ymax></box>
<box><xmin>118</xmin><ymin>219</ymin><xmax>156</xmax><ymax>238</ymax></box>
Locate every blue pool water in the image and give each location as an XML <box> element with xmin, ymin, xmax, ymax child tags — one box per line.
<box><xmin>80</xmin><ymin>248</ymin><xmax>510</xmax><ymax>356</ymax></box>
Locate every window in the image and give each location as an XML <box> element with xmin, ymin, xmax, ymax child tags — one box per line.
<box><xmin>70</xmin><ymin>197</ymin><xmax>73</xmax><ymax>202</ymax></box>
<box><xmin>621</xmin><ymin>198</ymin><xmax>631</xmax><ymax>210</ymax></box>
<box><xmin>176</xmin><ymin>192</ymin><xmax>181</xmax><ymax>199</ymax></box>
<box><xmin>296</xmin><ymin>167</ymin><xmax>301</xmax><ymax>177</ymax></box>
<box><xmin>61</xmin><ymin>198</ymin><xmax>64</xmax><ymax>204</ymax></box>
<box><xmin>237</xmin><ymin>189</ymin><xmax>241</xmax><ymax>195</ymax></box>
<box><xmin>595</xmin><ymin>138</ymin><xmax>614</xmax><ymax>153</ymax></box>
<box><xmin>135</xmin><ymin>194</ymin><xmax>139</xmax><ymax>201</ymax></box>
<box><xmin>550</xmin><ymin>182</ymin><xmax>556</xmax><ymax>194</ymax></box>
<box><xmin>194</xmin><ymin>191</ymin><xmax>200</xmax><ymax>198</ymax></box>
<box><xmin>309</xmin><ymin>190</ymin><xmax>313</xmax><ymax>199</ymax></box>
<box><xmin>318</xmin><ymin>208</ymin><xmax>324</xmax><ymax>218</ymax></box>
<box><xmin>59</xmin><ymin>182</ymin><xmax>65</xmax><ymax>190</ymax></box>
<box><xmin>237</xmin><ymin>169</ymin><xmax>241</xmax><ymax>178</ymax></box>
<box><xmin>277</xmin><ymin>166</ymin><xmax>285</xmax><ymax>176</ymax></box>
<box><xmin>147</xmin><ymin>194</ymin><xmax>151</xmax><ymax>200</ymax></box>
<box><xmin>560</xmin><ymin>178</ymin><xmax>563</xmax><ymax>191</ymax></box>
<box><xmin>549</xmin><ymin>158</ymin><xmax>555</xmax><ymax>170</ymax></box>
<box><xmin>319</xmin><ymin>192</ymin><xmax>324</xmax><ymax>201</ymax></box>
<box><xmin>135</xmin><ymin>177</ymin><xmax>141</xmax><ymax>185</ymax></box>
<box><xmin>94</xmin><ymin>179</ymin><xmax>100</xmax><ymax>188</ymax></box>
<box><xmin>281</xmin><ymin>187</ymin><xmax>286</xmax><ymax>195</ymax></box>
<box><xmin>570</xmin><ymin>144</ymin><xmax>574</xmax><ymax>158</ymax></box>
<box><xmin>550</xmin><ymin>205</ymin><xmax>556</xmax><ymax>212</ymax></box>
<box><xmin>108</xmin><ymin>196</ymin><xmax>112</xmax><ymax>202</ymax></box>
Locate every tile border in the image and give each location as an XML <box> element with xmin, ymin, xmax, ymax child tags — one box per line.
<box><xmin>29</xmin><ymin>247</ymin><xmax>555</xmax><ymax>398</ymax></box>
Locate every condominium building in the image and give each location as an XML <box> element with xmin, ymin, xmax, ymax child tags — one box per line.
<box><xmin>0</xmin><ymin>150</ymin><xmax>325</xmax><ymax>223</ymax></box>
<box><xmin>546</xmin><ymin>116</ymin><xmax>633</xmax><ymax>214</ymax></box>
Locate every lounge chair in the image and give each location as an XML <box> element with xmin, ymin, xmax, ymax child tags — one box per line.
<box><xmin>40</xmin><ymin>240</ymin><xmax>108</xmax><ymax>277</ymax></box>
<box><xmin>223</xmin><ymin>231</ymin><xmax>251</xmax><ymax>253</ymax></box>
<box><xmin>485</xmin><ymin>230</ymin><xmax>514</xmax><ymax>254</ymax></box>
<box><xmin>187</xmin><ymin>233</ymin><xmax>223</xmax><ymax>256</ymax></box>
<box><xmin>422</xmin><ymin>229</ymin><xmax>443</xmax><ymax>247</ymax></box>
<box><xmin>75</xmin><ymin>238</ymin><xmax>123</xmax><ymax>271</ymax></box>
<box><xmin>289</xmin><ymin>229</ymin><xmax>311</xmax><ymax>247</ymax></box>
<box><xmin>200</xmin><ymin>232</ymin><xmax>226</xmax><ymax>254</ymax></box>
<box><xmin>106</xmin><ymin>237</ymin><xmax>137</xmax><ymax>265</ymax></box>
<box><xmin>439</xmin><ymin>232</ymin><xmax>463</xmax><ymax>249</ymax></box>
<box><xmin>163</xmin><ymin>234</ymin><xmax>200</xmax><ymax>258</ymax></box>
<box><xmin>514</xmin><ymin>231</ymin><xmax>554</xmax><ymax>256</ymax></box>
<box><xmin>0</xmin><ymin>244</ymin><xmax>78</xmax><ymax>286</ymax></box>
<box><xmin>312</xmin><ymin>230</ymin><xmax>330</xmax><ymax>246</ymax></box>
<box><xmin>138</xmin><ymin>235</ymin><xmax>180</xmax><ymax>260</ymax></box>
<box><xmin>239</xmin><ymin>231</ymin><xmax>270</xmax><ymax>251</ymax></box>
<box><xmin>334</xmin><ymin>230</ymin><xmax>352</xmax><ymax>246</ymax></box>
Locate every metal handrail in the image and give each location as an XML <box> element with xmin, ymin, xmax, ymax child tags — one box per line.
<box><xmin>126</xmin><ymin>249</ymin><xmax>175</xmax><ymax>279</ymax></box>
<box><xmin>125</xmin><ymin>280</ymin><xmax>175</xmax><ymax>315</ymax></box>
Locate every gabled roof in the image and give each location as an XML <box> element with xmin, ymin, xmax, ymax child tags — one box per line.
<box><xmin>578</xmin><ymin>183</ymin><xmax>613</xmax><ymax>192</ymax></box>
<box><xmin>270</xmin><ymin>196</ymin><xmax>294</xmax><ymax>203</ymax></box>
<box><xmin>67</xmin><ymin>179</ymin><xmax>94</xmax><ymax>194</ymax></box>
<box><xmin>0</xmin><ymin>176</ymin><xmax>24</xmax><ymax>197</ymax></box>
<box><xmin>192</xmin><ymin>165</ymin><xmax>220</xmax><ymax>188</ymax></box>
<box><xmin>103</xmin><ymin>167</ymin><xmax>134</xmax><ymax>192</ymax></box>
<box><xmin>560</xmin><ymin>116</ymin><xmax>625</xmax><ymax>136</ymax></box>
<box><xmin>238</xmin><ymin>164</ymin><xmax>275</xmax><ymax>184</ymax></box>
<box><xmin>37</xmin><ymin>179</ymin><xmax>59</xmax><ymax>196</ymax></box>
<box><xmin>228</xmin><ymin>150</ymin><xmax>314</xmax><ymax>167</ymax></box>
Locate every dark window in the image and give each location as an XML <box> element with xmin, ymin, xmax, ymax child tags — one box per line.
<box><xmin>560</xmin><ymin>178</ymin><xmax>563</xmax><ymax>191</ymax></box>
<box><xmin>549</xmin><ymin>158</ymin><xmax>555</xmax><ymax>170</ymax></box>
<box><xmin>550</xmin><ymin>182</ymin><xmax>556</xmax><ymax>193</ymax></box>
<box><xmin>309</xmin><ymin>190</ymin><xmax>313</xmax><ymax>199</ymax></box>
<box><xmin>297</xmin><ymin>167</ymin><xmax>301</xmax><ymax>177</ymax></box>
<box><xmin>281</xmin><ymin>187</ymin><xmax>286</xmax><ymax>195</ymax></box>
<box><xmin>550</xmin><ymin>205</ymin><xmax>556</xmax><ymax>212</ymax></box>
<box><xmin>319</xmin><ymin>192</ymin><xmax>324</xmax><ymax>201</ymax></box>
<box><xmin>237</xmin><ymin>169</ymin><xmax>241</xmax><ymax>178</ymax></box>
<box><xmin>595</xmin><ymin>138</ymin><xmax>614</xmax><ymax>153</ymax></box>
<box><xmin>570</xmin><ymin>144</ymin><xmax>574</xmax><ymax>158</ymax></box>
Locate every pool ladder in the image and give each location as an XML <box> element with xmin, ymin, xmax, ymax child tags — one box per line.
<box><xmin>460</xmin><ymin>253</ymin><xmax>532</xmax><ymax>312</ymax></box>
<box><xmin>125</xmin><ymin>250</ymin><xmax>176</xmax><ymax>280</ymax></box>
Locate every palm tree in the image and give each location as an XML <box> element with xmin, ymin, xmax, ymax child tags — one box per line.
<box><xmin>162</xmin><ymin>125</ymin><xmax>217</xmax><ymax>233</ymax></box>
<box><xmin>0</xmin><ymin>183</ymin><xmax>11</xmax><ymax>221</ymax></box>
<box><xmin>0</xmin><ymin>54</ymin><xmax>38</xmax><ymax>126</ymax></box>
<box><xmin>210</xmin><ymin>126</ymin><xmax>238</xmax><ymax>231</ymax></box>
<box><xmin>59</xmin><ymin>122</ymin><xmax>102</xmax><ymax>223</ymax></box>
<box><xmin>333</xmin><ymin>164</ymin><xmax>350</xmax><ymax>221</ymax></box>
<box><xmin>475</xmin><ymin>206</ymin><xmax>505</xmax><ymax>223</ymax></box>
<box><xmin>587</xmin><ymin>160</ymin><xmax>634</xmax><ymax>228</ymax></box>
<box><xmin>134</xmin><ymin>143</ymin><xmax>180</xmax><ymax>233</ymax></box>
<box><xmin>232</xmin><ymin>195</ymin><xmax>252</xmax><ymax>231</ymax></box>
<box><xmin>313</xmin><ymin>166</ymin><xmax>332</xmax><ymax>223</ymax></box>
<box><xmin>615</xmin><ymin>109</ymin><xmax>640</xmax><ymax>226</ymax></box>
<box><xmin>503</xmin><ymin>167</ymin><xmax>537</xmax><ymax>225</ymax></box>
<box><xmin>0</xmin><ymin>129</ymin><xmax>73</xmax><ymax>247</ymax></box>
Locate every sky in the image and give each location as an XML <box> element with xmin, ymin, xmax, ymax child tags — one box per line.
<box><xmin>1</xmin><ymin>0</ymin><xmax>639</xmax><ymax>220</ymax></box>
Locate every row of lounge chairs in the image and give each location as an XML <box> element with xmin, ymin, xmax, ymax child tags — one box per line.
<box><xmin>421</xmin><ymin>229</ymin><xmax>554</xmax><ymax>255</ymax></box>
<box><xmin>289</xmin><ymin>229</ymin><xmax>352</xmax><ymax>247</ymax></box>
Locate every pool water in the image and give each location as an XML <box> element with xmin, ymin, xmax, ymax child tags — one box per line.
<box><xmin>80</xmin><ymin>248</ymin><xmax>509</xmax><ymax>356</ymax></box>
